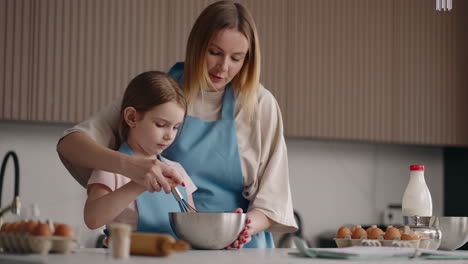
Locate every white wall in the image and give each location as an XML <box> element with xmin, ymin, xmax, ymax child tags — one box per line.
<box><xmin>287</xmin><ymin>138</ymin><xmax>443</xmax><ymax>246</ymax></box>
<box><xmin>0</xmin><ymin>122</ymin><xmax>101</xmax><ymax>248</ymax></box>
<box><xmin>0</xmin><ymin>122</ymin><xmax>443</xmax><ymax>248</ymax></box>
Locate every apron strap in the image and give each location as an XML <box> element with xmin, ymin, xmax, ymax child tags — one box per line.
<box><xmin>221</xmin><ymin>84</ymin><xmax>235</xmax><ymax>120</ymax></box>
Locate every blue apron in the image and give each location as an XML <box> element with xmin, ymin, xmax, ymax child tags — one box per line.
<box><xmin>164</xmin><ymin>62</ymin><xmax>274</xmax><ymax>248</ymax></box>
<box><xmin>118</xmin><ymin>142</ymin><xmax>187</xmax><ymax>238</ymax></box>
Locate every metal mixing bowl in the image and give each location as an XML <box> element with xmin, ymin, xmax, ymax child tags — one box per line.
<box><xmin>435</xmin><ymin>216</ymin><xmax>468</xmax><ymax>250</ymax></box>
<box><xmin>169</xmin><ymin>212</ymin><xmax>246</xmax><ymax>249</ymax></box>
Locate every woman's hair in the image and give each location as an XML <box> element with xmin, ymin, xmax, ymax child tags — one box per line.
<box><xmin>184</xmin><ymin>0</ymin><xmax>261</xmax><ymax>118</ymax></box>
<box><xmin>117</xmin><ymin>71</ymin><xmax>187</xmax><ymax>145</ymax></box>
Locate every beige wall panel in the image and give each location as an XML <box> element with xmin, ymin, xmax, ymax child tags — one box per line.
<box><xmin>240</xmin><ymin>0</ymin><xmax>289</xmax><ymax>112</ymax></box>
<box><xmin>286</xmin><ymin>0</ymin><xmax>393</xmax><ymax>142</ymax></box>
<box><xmin>392</xmin><ymin>0</ymin><xmax>468</xmax><ymax>146</ymax></box>
<box><xmin>0</xmin><ymin>0</ymin><xmax>4</xmax><ymax>119</ymax></box>
<box><xmin>32</xmin><ymin>0</ymin><xmax>48</xmax><ymax>121</ymax></box>
<box><xmin>455</xmin><ymin>1</ymin><xmax>468</xmax><ymax>145</ymax></box>
<box><xmin>27</xmin><ymin>0</ymin><xmax>189</xmax><ymax>122</ymax></box>
<box><xmin>0</xmin><ymin>0</ymin><xmax>467</xmax><ymax>145</ymax></box>
<box><xmin>51</xmin><ymin>0</ymin><xmax>63</xmax><ymax>121</ymax></box>
<box><xmin>165</xmin><ymin>0</ymin><xmax>213</xmax><ymax>68</ymax></box>
<box><xmin>1</xmin><ymin>0</ymin><xmax>13</xmax><ymax>119</ymax></box>
<box><xmin>1</xmin><ymin>0</ymin><xmax>33</xmax><ymax>120</ymax></box>
<box><xmin>13</xmin><ymin>0</ymin><xmax>31</xmax><ymax>120</ymax></box>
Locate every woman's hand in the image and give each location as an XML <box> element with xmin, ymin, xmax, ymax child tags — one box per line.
<box><xmin>124</xmin><ymin>155</ymin><xmax>183</xmax><ymax>193</ymax></box>
<box><xmin>225</xmin><ymin>208</ymin><xmax>252</xmax><ymax>250</ymax></box>
<box><xmin>57</xmin><ymin>132</ymin><xmax>183</xmax><ymax>191</ymax></box>
<box><xmin>225</xmin><ymin>209</ymin><xmax>274</xmax><ymax>249</ymax></box>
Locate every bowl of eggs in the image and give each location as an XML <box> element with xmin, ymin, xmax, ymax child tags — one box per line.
<box><xmin>0</xmin><ymin>220</ymin><xmax>77</xmax><ymax>254</ymax></box>
<box><xmin>334</xmin><ymin>224</ymin><xmax>438</xmax><ymax>249</ymax></box>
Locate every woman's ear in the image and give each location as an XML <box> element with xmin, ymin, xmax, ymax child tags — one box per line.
<box><xmin>123</xmin><ymin>107</ymin><xmax>138</xmax><ymax>128</ymax></box>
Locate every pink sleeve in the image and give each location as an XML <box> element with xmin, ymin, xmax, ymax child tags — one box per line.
<box><xmin>87</xmin><ymin>170</ymin><xmax>138</xmax><ymax>230</ymax></box>
<box><xmin>164</xmin><ymin>160</ymin><xmax>197</xmax><ymax>195</ymax></box>
<box><xmin>87</xmin><ymin>169</ymin><xmax>117</xmax><ymax>192</ymax></box>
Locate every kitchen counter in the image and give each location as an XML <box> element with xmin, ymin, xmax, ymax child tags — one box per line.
<box><xmin>1</xmin><ymin>248</ymin><xmax>468</xmax><ymax>264</ymax></box>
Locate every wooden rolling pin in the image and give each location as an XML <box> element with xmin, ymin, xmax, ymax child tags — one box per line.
<box><xmin>130</xmin><ymin>232</ymin><xmax>190</xmax><ymax>257</ymax></box>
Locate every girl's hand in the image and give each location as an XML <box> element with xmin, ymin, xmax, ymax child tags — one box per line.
<box><xmin>225</xmin><ymin>208</ymin><xmax>252</xmax><ymax>250</ymax></box>
<box><xmin>124</xmin><ymin>156</ymin><xmax>183</xmax><ymax>193</ymax></box>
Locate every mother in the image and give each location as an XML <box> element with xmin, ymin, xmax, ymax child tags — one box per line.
<box><xmin>57</xmin><ymin>0</ymin><xmax>297</xmax><ymax>248</ymax></box>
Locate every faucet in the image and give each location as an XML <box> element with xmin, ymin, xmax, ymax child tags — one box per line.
<box><xmin>0</xmin><ymin>151</ymin><xmax>21</xmax><ymax>225</ymax></box>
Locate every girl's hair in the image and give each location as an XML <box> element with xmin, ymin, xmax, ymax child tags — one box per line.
<box><xmin>184</xmin><ymin>0</ymin><xmax>261</xmax><ymax>119</ymax></box>
<box><xmin>117</xmin><ymin>71</ymin><xmax>187</xmax><ymax>145</ymax></box>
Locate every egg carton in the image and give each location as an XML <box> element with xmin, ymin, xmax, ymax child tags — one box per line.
<box><xmin>0</xmin><ymin>233</ymin><xmax>76</xmax><ymax>254</ymax></box>
<box><xmin>334</xmin><ymin>235</ymin><xmax>433</xmax><ymax>249</ymax></box>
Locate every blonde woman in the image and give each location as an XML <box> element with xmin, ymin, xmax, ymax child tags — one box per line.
<box><xmin>57</xmin><ymin>1</ymin><xmax>297</xmax><ymax>248</ymax></box>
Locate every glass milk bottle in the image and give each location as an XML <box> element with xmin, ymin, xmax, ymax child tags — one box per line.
<box><xmin>402</xmin><ymin>164</ymin><xmax>433</xmax><ymax>216</ymax></box>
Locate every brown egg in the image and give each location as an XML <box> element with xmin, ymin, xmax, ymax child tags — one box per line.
<box><xmin>10</xmin><ymin>222</ymin><xmax>21</xmax><ymax>233</ymax></box>
<box><xmin>24</xmin><ymin>220</ymin><xmax>39</xmax><ymax>234</ymax></box>
<box><xmin>0</xmin><ymin>222</ymin><xmax>11</xmax><ymax>233</ymax></box>
<box><xmin>351</xmin><ymin>225</ymin><xmax>364</xmax><ymax>233</ymax></box>
<box><xmin>53</xmin><ymin>222</ymin><xmax>63</xmax><ymax>232</ymax></box>
<box><xmin>351</xmin><ymin>227</ymin><xmax>367</xmax><ymax>239</ymax></box>
<box><xmin>53</xmin><ymin>224</ymin><xmax>75</xmax><ymax>238</ymax></box>
<box><xmin>33</xmin><ymin>222</ymin><xmax>52</xmax><ymax>237</ymax></box>
<box><xmin>401</xmin><ymin>226</ymin><xmax>419</xmax><ymax>240</ymax></box>
<box><xmin>17</xmin><ymin>221</ymin><xmax>26</xmax><ymax>233</ymax></box>
<box><xmin>366</xmin><ymin>225</ymin><xmax>377</xmax><ymax>236</ymax></box>
<box><xmin>368</xmin><ymin>228</ymin><xmax>384</xmax><ymax>239</ymax></box>
<box><xmin>401</xmin><ymin>233</ymin><xmax>419</xmax><ymax>240</ymax></box>
<box><xmin>384</xmin><ymin>227</ymin><xmax>401</xmax><ymax>240</ymax></box>
<box><xmin>336</xmin><ymin>226</ymin><xmax>352</xmax><ymax>238</ymax></box>
<box><xmin>7</xmin><ymin>222</ymin><xmax>17</xmax><ymax>233</ymax></box>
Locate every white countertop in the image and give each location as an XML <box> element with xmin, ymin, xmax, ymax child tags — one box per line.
<box><xmin>1</xmin><ymin>248</ymin><xmax>468</xmax><ymax>264</ymax></box>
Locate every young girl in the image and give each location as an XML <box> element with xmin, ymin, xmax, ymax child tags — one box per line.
<box><xmin>83</xmin><ymin>71</ymin><xmax>196</xmax><ymax>237</ymax></box>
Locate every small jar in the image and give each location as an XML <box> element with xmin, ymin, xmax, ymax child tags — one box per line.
<box><xmin>399</xmin><ymin>216</ymin><xmax>442</xmax><ymax>250</ymax></box>
<box><xmin>108</xmin><ymin>223</ymin><xmax>132</xmax><ymax>259</ymax></box>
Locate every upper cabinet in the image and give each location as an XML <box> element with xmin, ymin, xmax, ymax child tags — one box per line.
<box><xmin>1</xmin><ymin>0</ymin><xmax>467</xmax><ymax>146</ymax></box>
<box><xmin>281</xmin><ymin>0</ymin><xmax>394</xmax><ymax>144</ymax></box>
<box><xmin>278</xmin><ymin>0</ymin><xmax>468</xmax><ymax>146</ymax></box>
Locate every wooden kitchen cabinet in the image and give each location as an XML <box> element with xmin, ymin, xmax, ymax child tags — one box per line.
<box><xmin>283</xmin><ymin>0</ymin><xmax>395</xmax><ymax>143</ymax></box>
<box><xmin>0</xmin><ymin>0</ymin><xmax>188</xmax><ymax>123</ymax></box>
<box><xmin>283</xmin><ymin>0</ymin><xmax>468</xmax><ymax>146</ymax></box>
<box><xmin>390</xmin><ymin>0</ymin><xmax>468</xmax><ymax>146</ymax></box>
<box><xmin>0</xmin><ymin>0</ymin><xmax>33</xmax><ymax>121</ymax></box>
<box><xmin>1</xmin><ymin>0</ymin><xmax>467</xmax><ymax>146</ymax></box>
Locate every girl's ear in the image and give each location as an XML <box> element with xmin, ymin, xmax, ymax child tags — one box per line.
<box><xmin>123</xmin><ymin>107</ymin><xmax>138</xmax><ymax>128</ymax></box>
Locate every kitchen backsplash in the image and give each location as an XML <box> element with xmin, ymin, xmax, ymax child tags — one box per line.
<box><xmin>0</xmin><ymin>121</ymin><xmax>443</xmax><ymax>248</ymax></box>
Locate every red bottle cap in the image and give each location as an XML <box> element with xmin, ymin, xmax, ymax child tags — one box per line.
<box><xmin>410</xmin><ymin>164</ymin><xmax>425</xmax><ymax>171</ymax></box>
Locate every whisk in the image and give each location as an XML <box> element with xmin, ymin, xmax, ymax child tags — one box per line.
<box><xmin>171</xmin><ymin>187</ymin><xmax>198</xmax><ymax>213</ymax></box>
